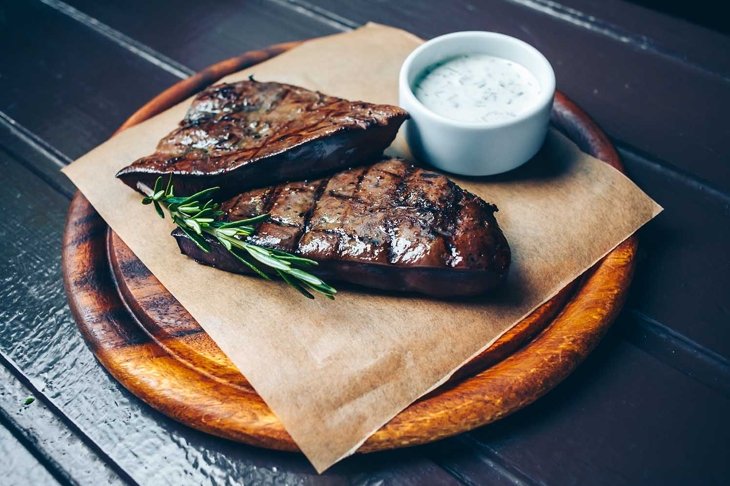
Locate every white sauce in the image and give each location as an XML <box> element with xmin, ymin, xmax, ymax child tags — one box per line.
<box><xmin>414</xmin><ymin>54</ymin><xmax>541</xmax><ymax>124</ymax></box>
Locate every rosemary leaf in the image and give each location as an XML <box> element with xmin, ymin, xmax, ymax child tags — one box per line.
<box><xmin>244</xmin><ymin>245</ymin><xmax>292</xmax><ymax>271</ymax></box>
<box><xmin>218</xmin><ymin>214</ymin><xmax>270</xmax><ymax>226</ymax></box>
<box><xmin>175</xmin><ymin>219</ymin><xmax>211</xmax><ymax>253</ymax></box>
<box><xmin>178</xmin><ymin>187</ymin><xmax>220</xmax><ymax>206</ymax></box>
<box><xmin>185</xmin><ymin>218</ymin><xmax>202</xmax><ymax>234</ymax></box>
<box><xmin>143</xmin><ymin>176</ymin><xmax>336</xmax><ymax>299</ymax></box>
<box><xmin>287</xmin><ymin>268</ymin><xmax>327</xmax><ymax>287</ymax></box>
<box><xmin>229</xmin><ymin>249</ymin><xmax>272</xmax><ymax>280</ymax></box>
<box><xmin>215</xmin><ymin>227</ymin><xmax>239</xmax><ymax>237</ymax></box>
<box><xmin>153</xmin><ymin>200</ymin><xmax>164</xmax><ymax>219</ymax></box>
<box><xmin>218</xmin><ymin>236</ymin><xmax>233</xmax><ymax>251</ymax></box>
<box><xmin>278</xmin><ymin>270</ymin><xmax>314</xmax><ymax>299</ymax></box>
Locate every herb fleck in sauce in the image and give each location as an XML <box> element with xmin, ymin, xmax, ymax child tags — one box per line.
<box><xmin>414</xmin><ymin>54</ymin><xmax>541</xmax><ymax>124</ymax></box>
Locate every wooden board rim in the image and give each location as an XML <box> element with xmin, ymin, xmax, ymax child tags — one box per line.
<box><xmin>62</xmin><ymin>41</ymin><xmax>637</xmax><ymax>453</ymax></box>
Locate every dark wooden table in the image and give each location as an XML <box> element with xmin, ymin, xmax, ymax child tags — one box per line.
<box><xmin>1</xmin><ymin>1</ymin><xmax>728</xmax><ymax>484</ymax></box>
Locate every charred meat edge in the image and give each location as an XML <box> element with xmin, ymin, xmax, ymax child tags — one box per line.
<box><xmin>173</xmin><ymin>158</ymin><xmax>511</xmax><ymax>297</ymax></box>
<box><xmin>116</xmin><ymin>80</ymin><xmax>409</xmax><ymax>200</ymax></box>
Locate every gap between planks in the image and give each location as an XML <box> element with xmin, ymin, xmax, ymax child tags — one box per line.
<box><xmin>0</xmin><ymin>350</ymin><xmax>139</xmax><ymax>486</ymax></box>
<box><xmin>267</xmin><ymin>0</ymin><xmax>356</xmax><ymax>31</ymax></box>
<box><xmin>616</xmin><ymin>140</ymin><xmax>730</xmax><ymax>205</ymax></box>
<box><xmin>276</xmin><ymin>0</ymin><xmax>730</xmax><ymax>84</ymax></box>
<box><xmin>0</xmin><ymin>403</ymin><xmax>69</xmax><ymax>485</ymax></box>
<box><xmin>38</xmin><ymin>0</ymin><xmax>194</xmax><ymax>80</ymax></box>
<box><xmin>427</xmin><ymin>435</ymin><xmax>540</xmax><ymax>486</ymax></box>
<box><xmin>502</xmin><ymin>0</ymin><xmax>730</xmax><ymax>83</ymax></box>
<box><xmin>621</xmin><ymin>310</ymin><xmax>730</xmax><ymax>397</ymax></box>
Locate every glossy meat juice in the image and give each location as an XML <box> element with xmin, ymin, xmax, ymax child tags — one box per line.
<box><xmin>174</xmin><ymin>158</ymin><xmax>511</xmax><ymax>297</ymax></box>
<box><xmin>117</xmin><ymin>80</ymin><xmax>408</xmax><ymax>199</ymax></box>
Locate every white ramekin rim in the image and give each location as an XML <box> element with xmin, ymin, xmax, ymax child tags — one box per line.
<box><xmin>399</xmin><ymin>31</ymin><xmax>556</xmax><ymax>131</ymax></box>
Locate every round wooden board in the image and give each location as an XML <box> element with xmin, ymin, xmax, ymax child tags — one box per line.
<box><xmin>62</xmin><ymin>42</ymin><xmax>637</xmax><ymax>453</ymax></box>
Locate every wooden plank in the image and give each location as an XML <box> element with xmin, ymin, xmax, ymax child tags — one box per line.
<box><xmin>614</xmin><ymin>0</ymin><xmax>728</xmax><ymax>37</ymax></box>
<box><xmin>0</xmin><ymin>425</ymin><xmax>61</xmax><ymax>486</ymax></box>
<box><xmin>0</xmin><ymin>0</ymin><xmax>179</xmax><ymax>159</ymax></box>
<box><xmin>619</xmin><ymin>147</ymin><xmax>730</xmax><ymax>359</ymax></box>
<box><xmin>618</xmin><ymin>310</ymin><xmax>730</xmax><ymax>397</ymax></box>
<box><xmin>291</xmin><ymin>0</ymin><xmax>730</xmax><ymax>193</ymax></box>
<box><xmin>511</xmin><ymin>0</ymin><xmax>730</xmax><ymax>76</ymax></box>
<box><xmin>328</xmin><ymin>453</ymin><xmax>463</xmax><ymax>485</ymax></box>
<box><xmin>57</xmin><ymin>0</ymin><xmax>342</xmax><ymax>71</ymax></box>
<box><xmin>0</xmin><ymin>115</ymin><xmax>75</xmax><ymax>198</ymax></box>
<box><xmin>0</xmin><ymin>354</ymin><xmax>127</xmax><ymax>485</ymax></box>
<box><xmin>465</xmin><ymin>326</ymin><xmax>730</xmax><ymax>484</ymax></box>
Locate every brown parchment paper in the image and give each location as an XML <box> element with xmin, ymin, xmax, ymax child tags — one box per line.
<box><xmin>62</xmin><ymin>23</ymin><xmax>662</xmax><ymax>472</ymax></box>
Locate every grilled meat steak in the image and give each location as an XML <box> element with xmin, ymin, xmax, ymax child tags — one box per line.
<box><xmin>173</xmin><ymin>158</ymin><xmax>511</xmax><ymax>297</ymax></box>
<box><xmin>117</xmin><ymin>80</ymin><xmax>408</xmax><ymax>199</ymax></box>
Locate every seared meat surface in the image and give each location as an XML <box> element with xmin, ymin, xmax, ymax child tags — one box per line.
<box><xmin>117</xmin><ymin>80</ymin><xmax>408</xmax><ymax>199</ymax></box>
<box><xmin>173</xmin><ymin>158</ymin><xmax>511</xmax><ymax>297</ymax></box>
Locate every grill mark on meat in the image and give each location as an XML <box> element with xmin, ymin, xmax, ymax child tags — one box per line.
<box><xmin>301</xmin><ymin>179</ymin><xmax>329</xmax><ymax>233</ymax></box>
<box><xmin>442</xmin><ymin>186</ymin><xmax>464</xmax><ymax>267</ymax></box>
<box><xmin>249</xmin><ymin>184</ymin><xmax>300</xmax><ymax>251</ymax></box>
<box><xmin>261</xmin><ymin>184</ymin><xmax>281</xmax><ymax>215</ymax></box>
<box><xmin>223</xmin><ymin>186</ymin><xmax>272</xmax><ymax>222</ymax></box>
<box><xmin>386</xmin><ymin>164</ymin><xmax>415</xmax><ymax>265</ymax></box>
<box><xmin>332</xmin><ymin>162</ymin><xmax>405</xmax><ymax>263</ymax></box>
<box><xmin>259</xmin><ymin>100</ymin><xmax>379</xmax><ymax>154</ymax></box>
<box><xmin>117</xmin><ymin>80</ymin><xmax>408</xmax><ymax>199</ymax></box>
<box><xmin>389</xmin><ymin>166</ymin><xmax>456</xmax><ymax>267</ymax></box>
<box><xmin>176</xmin><ymin>158</ymin><xmax>510</xmax><ymax>297</ymax></box>
<box><xmin>352</xmin><ymin>166</ymin><xmax>369</xmax><ymax>197</ymax></box>
<box><xmin>243</xmin><ymin>87</ymin><xmax>297</xmax><ymax>162</ymax></box>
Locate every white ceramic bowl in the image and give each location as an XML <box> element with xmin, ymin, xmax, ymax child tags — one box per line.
<box><xmin>399</xmin><ymin>31</ymin><xmax>556</xmax><ymax>176</ymax></box>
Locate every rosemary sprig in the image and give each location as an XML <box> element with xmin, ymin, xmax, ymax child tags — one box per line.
<box><xmin>142</xmin><ymin>176</ymin><xmax>336</xmax><ymax>299</ymax></box>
